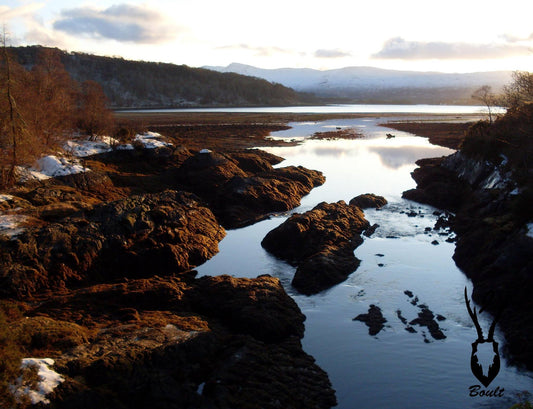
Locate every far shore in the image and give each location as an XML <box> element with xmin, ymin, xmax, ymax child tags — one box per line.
<box><xmin>115</xmin><ymin>111</ymin><xmax>485</xmax><ymax>151</ymax></box>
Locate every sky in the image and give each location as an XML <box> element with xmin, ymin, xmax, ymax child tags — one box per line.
<box><xmin>1</xmin><ymin>0</ymin><xmax>532</xmax><ymax>73</ymax></box>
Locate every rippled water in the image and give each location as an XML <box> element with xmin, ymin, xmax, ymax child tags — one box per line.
<box><xmin>196</xmin><ymin>118</ymin><xmax>532</xmax><ymax>408</ymax></box>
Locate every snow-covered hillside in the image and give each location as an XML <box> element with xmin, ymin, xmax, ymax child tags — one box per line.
<box><xmin>205</xmin><ymin>63</ymin><xmax>512</xmax><ymax>102</ymax></box>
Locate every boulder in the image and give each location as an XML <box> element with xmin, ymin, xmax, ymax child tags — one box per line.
<box><xmin>262</xmin><ymin>201</ymin><xmax>370</xmax><ymax>295</ymax></box>
<box><xmin>349</xmin><ymin>193</ymin><xmax>388</xmax><ymax>209</ymax></box>
<box><xmin>178</xmin><ymin>150</ymin><xmax>325</xmax><ymax>228</ymax></box>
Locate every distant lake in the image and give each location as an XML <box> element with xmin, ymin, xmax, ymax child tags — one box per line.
<box><xmin>121</xmin><ymin>104</ymin><xmax>496</xmax><ymax>115</ymax></box>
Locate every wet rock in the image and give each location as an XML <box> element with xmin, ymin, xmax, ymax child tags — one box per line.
<box><xmin>349</xmin><ymin>193</ymin><xmax>388</xmax><ymax>209</ymax></box>
<box><xmin>261</xmin><ymin>201</ymin><xmax>370</xmax><ymax>295</ymax></box>
<box><xmin>353</xmin><ymin>305</ymin><xmax>387</xmax><ymax>336</ymax></box>
<box><xmin>363</xmin><ymin>223</ymin><xmax>379</xmax><ymax>237</ymax></box>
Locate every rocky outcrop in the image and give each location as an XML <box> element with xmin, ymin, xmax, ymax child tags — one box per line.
<box><xmin>402</xmin><ymin>157</ymin><xmax>472</xmax><ymax>211</ymax></box>
<box><xmin>349</xmin><ymin>193</ymin><xmax>388</xmax><ymax>209</ymax></box>
<box><xmin>22</xmin><ymin>274</ymin><xmax>336</xmax><ymax>409</ymax></box>
<box><xmin>177</xmin><ymin>150</ymin><xmax>325</xmax><ymax>228</ymax></box>
<box><xmin>0</xmin><ymin>190</ymin><xmax>225</xmax><ymax>298</ymax></box>
<box><xmin>261</xmin><ymin>201</ymin><xmax>370</xmax><ymax>295</ymax></box>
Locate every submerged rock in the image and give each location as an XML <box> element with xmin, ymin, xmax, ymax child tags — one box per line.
<box><xmin>261</xmin><ymin>201</ymin><xmax>370</xmax><ymax>295</ymax></box>
<box><xmin>353</xmin><ymin>305</ymin><xmax>387</xmax><ymax>336</ymax></box>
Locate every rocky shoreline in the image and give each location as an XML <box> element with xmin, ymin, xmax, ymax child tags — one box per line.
<box><xmin>401</xmin><ymin>108</ymin><xmax>533</xmax><ymax>370</ymax></box>
<box><xmin>0</xmin><ymin>129</ymin><xmax>336</xmax><ymax>407</ymax></box>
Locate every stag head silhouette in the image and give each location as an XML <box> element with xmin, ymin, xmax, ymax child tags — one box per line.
<box><xmin>464</xmin><ymin>288</ymin><xmax>500</xmax><ymax>387</ymax></box>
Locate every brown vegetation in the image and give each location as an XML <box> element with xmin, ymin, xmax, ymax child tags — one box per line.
<box><xmin>0</xmin><ymin>43</ymin><xmax>113</xmax><ymax>188</ymax></box>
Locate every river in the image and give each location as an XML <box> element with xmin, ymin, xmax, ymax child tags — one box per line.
<box><xmin>120</xmin><ymin>103</ymin><xmax>499</xmax><ymax>115</ymax></box>
<box><xmin>195</xmin><ymin>114</ymin><xmax>532</xmax><ymax>408</ymax></box>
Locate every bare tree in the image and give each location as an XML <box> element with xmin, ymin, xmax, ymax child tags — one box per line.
<box><xmin>501</xmin><ymin>71</ymin><xmax>533</xmax><ymax>109</ymax></box>
<box><xmin>76</xmin><ymin>80</ymin><xmax>115</xmax><ymax>139</ymax></box>
<box><xmin>0</xmin><ymin>29</ymin><xmax>29</xmax><ymax>187</ymax></box>
<box><xmin>472</xmin><ymin>85</ymin><xmax>498</xmax><ymax>124</ymax></box>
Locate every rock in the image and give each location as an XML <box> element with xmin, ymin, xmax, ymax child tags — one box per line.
<box><xmin>26</xmin><ymin>274</ymin><xmax>336</xmax><ymax>409</ymax></box>
<box><xmin>0</xmin><ymin>190</ymin><xmax>225</xmax><ymax>298</ymax></box>
<box><xmin>216</xmin><ymin>166</ymin><xmax>325</xmax><ymax>228</ymax></box>
<box><xmin>349</xmin><ymin>193</ymin><xmax>388</xmax><ymax>209</ymax></box>
<box><xmin>409</xmin><ymin>305</ymin><xmax>446</xmax><ymax>340</ymax></box>
<box><xmin>363</xmin><ymin>223</ymin><xmax>379</xmax><ymax>237</ymax></box>
<box><xmin>353</xmin><ymin>305</ymin><xmax>387</xmax><ymax>336</ymax></box>
<box><xmin>402</xmin><ymin>157</ymin><xmax>471</xmax><ymax>212</ymax></box>
<box><xmin>189</xmin><ymin>274</ymin><xmax>305</xmax><ymax>342</ymax></box>
<box><xmin>262</xmin><ymin>201</ymin><xmax>369</xmax><ymax>295</ymax></box>
<box><xmin>177</xmin><ymin>150</ymin><xmax>325</xmax><ymax>228</ymax></box>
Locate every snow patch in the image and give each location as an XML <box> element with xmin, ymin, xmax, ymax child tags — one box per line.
<box><xmin>526</xmin><ymin>223</ymin><xmax>533</xmax><ymax>239</ymax></box>
<box><xmin>134</xmin><ymin>132</ymin><xmax>173</xmax><ymax>149</ymax></box>
<box><xmin>0</xmin><ymin>214</ymin><xmax>27</xmax><ymax>238</ymax></box>
<box><xmin>0</xmin><ymin>194</ymin><xmax>14</xmax><ymax>203</ymax></box>
<box><xmin>12</xmin><ymin>358</ymin><xmax>64</xmax><ymax>405</ymax></box>
<box><xmin>199</xmin><ymin>149</ymin><xmax>212</xmax><ymax>154</ymax></box>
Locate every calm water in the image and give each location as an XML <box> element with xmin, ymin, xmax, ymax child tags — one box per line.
<box><xmin>122</xmin><ymin>104</ymin><xmax>493</xmax><ymax>114</ymax></box>
<box><xmin>196</xmin><ymin>117</ymin><xmax>532</xmax><ymax>408</ymax></box>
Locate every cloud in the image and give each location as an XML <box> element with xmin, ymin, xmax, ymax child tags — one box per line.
<box><xmin>0</xmin><ymin>3</ymin><xmax>44</xmax><ymax>20</ymax></box>
<box><xmin>314</xmin><ymin>49</ymin><xmax>351</xmax><ymax>58</ymax></box>
<box><xmin>217</xmin><ymin>44</ymin><xmax>300</xmax><ymax>57</ymax></box>
<box><xmin>373</xmin><ymin>37</ymin><xmax>532</xmax><ymax>60</ymax></box>
<box><xmin>53</xmin><ymin>4</ymin><xmax>180</xmax><ymax>44</ymax></box>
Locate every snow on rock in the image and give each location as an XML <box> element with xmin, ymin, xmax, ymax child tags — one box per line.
<box><xmin>134</xmin><ymin>132</ymin><xmax>173</xmax><ymax>149</ymax></box>
<box><xmin>527</xmin><ymin>223</ymin><xmax>533</xmax><ymax>239</ymax></box>
<box><xmin>65</xmin><ymin>138</ymin><xmax>115</xmax><ymax>157</ymax></box>
<box><xmin>12</xmin><ymin>358</ymin><xmax>64</xmax><ymax>405</ymax></box>
<box><xmin>0</xmin><ymin>194</ymin><xmax>14</xmax><ymax>203</ymax></box>
<box><xmin>199</xmin><ymin>149</ymin><xmax>212</xmax><ymax>154</ymax></box>
<box><xmin>0</xmin><ymin>214</ymin><xmax>27</xmax><ymax>238</ymax></box>
<box><xmin>35</xmin><ymin>155</ymin><xmax>88</xmax><ymax>178</ymax></box>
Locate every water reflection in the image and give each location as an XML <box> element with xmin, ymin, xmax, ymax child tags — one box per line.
<box><xmin>369</xmin><ymin>145</ymin><xmax>452</xmax><ymax>169</ymax></box>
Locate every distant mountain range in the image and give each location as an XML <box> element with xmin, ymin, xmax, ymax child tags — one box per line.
<box><xmin>205</xmin><ymin>63</ymin><xmax>513</xmax><ymax>105</ymax></box>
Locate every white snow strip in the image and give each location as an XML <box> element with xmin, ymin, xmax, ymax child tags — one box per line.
<box><xmin>199</xmin><ymin>149</ymin><xmax>212</xmax><ymax>154</ymax></box>
<box><xmin>526</xmin><ymin>223</ymin><xmax>533</xmax><ymax>239</ymax></box>
<box><xmin>12</xmin><ymin>358</ymin><xmax>64</xmax><ymax>405</ymax></box>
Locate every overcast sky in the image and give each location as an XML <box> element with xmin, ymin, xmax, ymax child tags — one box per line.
<box><xmin>1</xmin><ymin>0</ymin><xmax>532</xmax><ymax>72</ymax></box>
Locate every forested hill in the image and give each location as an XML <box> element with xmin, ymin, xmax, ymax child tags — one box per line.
<box><xmin>9</xmin><ymin>46</ymin><xmax>316</xmax><ymax>109</ymax></box>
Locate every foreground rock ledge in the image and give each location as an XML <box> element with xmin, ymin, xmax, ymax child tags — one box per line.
<box><xmin>261</xmin><ymin>200</ymin><xmax>372</xmax><ymax>295</ymax></box>
<box><xmin>23</xmin><ymin>274</ymin><xmax>337</xmax><ymax>409</ymax></box>
<box><xmin>0</xmin><ymin>190</ymin><xmax>225</xmax><ymax>298</ymax></box>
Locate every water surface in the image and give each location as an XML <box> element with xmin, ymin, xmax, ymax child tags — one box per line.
<box><xmin>196</xmin><ymin>117</ymin><xmax>532</xmax><ymax>408</ymax></box>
